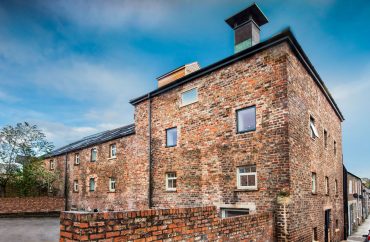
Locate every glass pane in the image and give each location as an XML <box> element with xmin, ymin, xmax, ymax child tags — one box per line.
<box><xmin>173</xmin><ymin>179</ymin><xmax>177</xmax><ymax>188</ymax></box>
<box><xmin>237</xmin><ymin>107</ymin><xmax>256</xmax><ymax>132</ymax></box>
<box><xmin>90</xmin><ymin>179</ymin><xmax>95</xmax><ymax>190</ymax></box>
<box><xmin>239</xmin><ymin>167</ymin><xmax>247</xmax><ymax>173</ymax></box>
<box><xmin>240</xmin><ymin>175</ymin><xmax>248</xmax><ymax>186</ymax></box>
<box><xmin>181</xmin><ymin>88</ymin><xmax>198</xmax><ymax>105</ymax></box>
<box><xmin>250</xmin><ymin>166</ymin><xmax>256</xmax><ymax>172</ymax></box>
<box><xmin>225</xmin><ymin>210</ymin><xmax>249</xmax><ymax>217</ymax></box>
<box><xmin>166</xmin><ymin>128</ymin><xmax>177</xmax><ymax>147</ymax></box>
<box><xmin>91</xmin><ymin>149</ymin><xmax>97</xmax><ymax>161</ymax></box>
<box><xmin>247</xmin><ymin>175</ymin><xmax>256</xmax><ymax>186</ymax></box>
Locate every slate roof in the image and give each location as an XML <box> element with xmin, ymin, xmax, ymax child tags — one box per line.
<box><xmin>46</xmin><ymin>124</ymin><xmax>135</xmax><ymax>157</ymax></box>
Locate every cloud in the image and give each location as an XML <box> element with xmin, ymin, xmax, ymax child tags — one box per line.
<box><xmin>0</xmin><ymin>90</ymin><xmax>21</xmax><ymax>103</ymax></box>
<box><xmin>37</xmin><ymin>0</ymin><xmax>175</xmax><ymax>31</ymax></box>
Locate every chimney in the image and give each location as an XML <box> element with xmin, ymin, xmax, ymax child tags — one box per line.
<box><xmin>225</xmin><ymin>3</ymin><xmax>268</xmax><ymax>53</ymax></box>
<box><xmin>156</xmin><ymin>62</ymin><xmax>200</xmax><ymax>88</ymax></box>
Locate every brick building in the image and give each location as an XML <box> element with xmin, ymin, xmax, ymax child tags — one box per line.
<box><xmin>45</xmin><ymin>4</ymin><xmax>345</xmax><ymax>241</ymax></box>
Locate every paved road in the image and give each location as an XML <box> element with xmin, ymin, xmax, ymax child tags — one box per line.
<box><xmin>0</xmin><ymin>217</ymin><xmax>59</xmax><ymax>242</ymax></box>
<box><xmin>346</xmin><ymin>217</ymin><xmax>370</xmax><ymax>242</ymax></box>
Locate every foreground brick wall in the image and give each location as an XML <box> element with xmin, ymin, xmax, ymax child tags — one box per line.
<box><xmin>0</xmin><ymin>196</ymin><xmax>65</xmax><ymax>214</ymax></box>
<box><xmin>60</xmin><ymin>206</ymin><xmax>273</xmax><ymax>241</ymax></box>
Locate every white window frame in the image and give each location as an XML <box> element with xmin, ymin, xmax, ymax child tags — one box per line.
<box><xmin>110</xmin><ymin>144</ymin><xmax>117</xmax><ymax>158</ymax></box>
<box><xmin>50</xmin><ymin>160</ymin><xmax>55</xmax><ymax>170</ymax></box>
<box><xmin>91</xmin><ymin>148</ymin><xmax>97</xmax><ymax>162</ymax></box>
<box><xmin>310</xmin><ymin>116</ymin><xmax>319</xmax><ymax>139</ymax></box>
<box><xmin>166</xmin><ymin>172</ymin><xmax>177</xmax><ymax>191</ymax></box>
<box><xmin>221</xmin><ymin>208</ymin><xmax>249</xmax><ymax>218</ymax></box>
<box><xmin>180</xmin><ymin>87</ymin><xmax>198</xmax><ymax>106</ymax></box>
<box><xmin>75</xmin><ymin>153</ymin><xmax>80</xmax><ymax>165</ymax></box>
<box><xmin>89</xmin><ymin>178</ymin><xmax>95</xmax><ymax>192</ymax></box>
<box><xmin>349</xmin><ymin>180</ymin><xmax>353</xmax><ymax>194</ymax></box>
<box><xmin>312</xmin><ymin>172</ymin><xmax>317</xmax><ymax>193</ymax></box>
<box><xmin>109</xmin><ymin>177</ymin><xmax>116</xmax><ymax>192</ymax></box>
<box><xmin>73</xmin><ymin>180</ymin><xmax>79</xmax><ymax>192</ymax></box>
<box><xmin>237</xmin><ymin>166</ymin><xmax>257</xmax><ymax>190</ymax></box>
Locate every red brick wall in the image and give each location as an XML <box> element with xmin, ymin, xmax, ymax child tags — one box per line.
<box><xmin>60</xmin><ymin>206</ymin><xmax>273</xmax><ymax>241</ymax></box>
<box><xmin>284</xmin><ymin>46</ymin><xmax>344</xmax><ymax>241</ymax></box>
<box><xmin>0</xmin><ymin>196</ymin><xmax>65</xmax><ymax>214</ymax></box>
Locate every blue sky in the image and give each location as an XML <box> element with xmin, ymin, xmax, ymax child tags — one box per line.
<box><xmin>0</xmin><ymin>0</ymin><xmax>369</xmax><ymax>177</ymax></box>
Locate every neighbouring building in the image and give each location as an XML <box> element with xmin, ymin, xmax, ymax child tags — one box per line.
<box><xmin>45</xmin><ymin>4</ymin><xmax>345</xmax><ymax>242</ymax></box>
<box><xmin>344</xmin><ymin>168</ymin><xmax>364</xmax><ymax>237</ymax></box>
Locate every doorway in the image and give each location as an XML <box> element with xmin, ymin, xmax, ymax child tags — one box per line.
<box><xmin>325</xmin><ymin>209</ymin><xmax>331</xmax><ymax>242</ymax></box>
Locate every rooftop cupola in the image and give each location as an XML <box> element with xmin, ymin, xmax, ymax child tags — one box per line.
<box><xmin>225</xmin><ymin>3</ymin><xmax>268</xmax><ymax>53</ymax></box>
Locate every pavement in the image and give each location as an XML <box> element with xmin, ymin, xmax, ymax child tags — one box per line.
<box><xmin>346</xmin><ymin>217</ymin><xmax>370</xmax><ymax>242</ymax></box>
<box><xmin>0</xmin><ymin>217</ymin><xmax>59</xmax><ymax>242</ymax></box>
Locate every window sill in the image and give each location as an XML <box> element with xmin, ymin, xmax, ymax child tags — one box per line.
<box><xmin>234</xmin><ymin>188</ymin><xmax>258</xmax><ymax>192</ymax></box>
<box><xmin>74</xmin><ymin>163</ymin><xmax>80</xmax><ymax>166</ymax></box>
<box><xmin>108</xmin><ymin>157</ymin><xmax>117</xmax><ymax>160</ymax></box>
<box><xmin>312</xmin><ymin>192</ymin><xmax>317</xmax><ymax>195</ymax></box>
<box><xmin>237</xmin><ymin>129</ymin><xmax>256</xmax><ymax>135</ymax></box>
<box><xmin>108</xmin><ymin>191</ymin><xmax>116</xmax><ymax>193</ymax></box>
<box><xmin>180</xmin><ymin>101</ymin><xmax>198</xmax><ymax>108</ymax></box>
<box><xmin>165</xmin><ymin>189</ymin><xmax>177</xmax><ymax>193</ymax></box>
<box><xmin>165</xmin><ymin>145</ymin><xmax>177</xmax><ymax>148</ymax></box>
<box><xmin>73</xmin><ymin>191</ymin><xmax>79</xmax><ymax>193</ymax></box>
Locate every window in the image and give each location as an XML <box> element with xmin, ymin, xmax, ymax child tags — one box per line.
<box><xmin>335</xmin><ymin>179</ymin><xmax>338</xmax><ymax>195</ymax></box>
<box><xmin>310</xmin><ymin>116</ymin><xmax>319</xmax><ymax>139</ymax></box>
<box><xmin>110</xmin><ymin>144</ymin><xmax>117</xmax><ymax>158</ymax></box>
<box><xmin>50</xmin><ymin>160</ymin><xmax>55</xmax><ymax>170</ymax></box>
<box><xmin>166</xmin><ymin>172</ymin><xmax>177</xmax><ymax>191</ymax></box>
<box><xmin>221</xmin><ymin>208</ymin><xmax>249</xmax><ymax>218</ymax></box>
<box><xmin>109</xmin><ymin>178</ymin><xmax>116</xmax><ymax>192</ymax></box>
<box><xmin>335</xmin><ymin>219</ymin><xmax>339</xmax><ymax>229</ymax></box>
<box><xmin>313</xmin><ymin>227</ymin><xmax>318</xmax><ymax>241</ymax></box>
<box><xmin>91</xmin><ymin>148</ymin><xmax>97</xmax><ymax>162</ymax></box>
<box><xmin>237</xmin><ymin>106</ymin><xmax>256</xmax><ymax>133</ymax></box>
<box><xmin>334</xmin><ymin>140</ymin><xmax>337</xmax><ymax>156</ymax></box>
<box><xmin>89</xmin><ymin>178</ymin><xmax>95</xmax><ymax>191</ymax></box>
<box><xmin>73</xmin><ymin>180</ymin><xmax>79</xmax><ymax>192</ymax></box>
<box><xmin>312</xmin><ymin>173</ymin><xmax>317</xmax><ymax>194</ymax></box>
<box><xmin>325</xmin><ymin>176</ymin><xmax>329</xmax><ymax>195</ymax></box>
<box><xmin>181</xmin><ymin>88</ymin><xmax>198</xmax><ymax>106</ymax></box>
<box><xmin>349</xmin><ymin>180</ymin><xmax>353</xmax><ymax>194</ymax></box>
<box><xmin>237</xmin><ymin>165</ymin><xmax>257</xmax><ymax>189</ymax></box>
<box><xmin>75</xmin><ymin>153</ymin><xmax>80</xmax><ymax>165</ymax></box>
<box><xmin>166</xmin><ymin>127</ymin><xmax>177</xmax><ymax>147</ymax></box>
<box><xmin>324</xmin><ymin>129</ymin><xmax>328</xmax><ymax>148</ymax></box>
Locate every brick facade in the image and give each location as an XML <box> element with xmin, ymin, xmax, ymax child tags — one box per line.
<box><xmin>59</xmin><ymin>206</ymin><xmax>274</xmax><ymax>242</ymax></box>
<box><xmin>45</xmin><ymin>29</ymin><xmax>344</xmax><ymax>241</ymax></box>
<box><xmin>0</xmin><ymin>196</ymin><xmax>64</xmax><ymax>214</ymax></box>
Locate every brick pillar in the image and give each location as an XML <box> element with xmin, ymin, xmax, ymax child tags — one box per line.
<box><xmin>276</xmin><ymin>195</ymin><xmax>291</xmax><ymax>242</ymax></box>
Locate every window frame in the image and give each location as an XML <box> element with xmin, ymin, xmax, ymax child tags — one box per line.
<box><xmin>166</xmin><ymin>172</ymin><xmax>177</xmax><ymax>191</ymax></box>
<box><xmin>324</xmin><ymin>129</ymin><xmax>328</xmax><ymax>148</ymax></box>
<box><xmin>110</xmin><ymin>144</ymin><xmax>117</xmax><ymax>158</ymax></box>
<box><xmin>89</xmin><ymin>178</ymin><xmax>95</xmax><ymax>192</ymax></box>
<box><xmin>73</xmin><ymin>180</ymin><xmax>79</xmax><ymax>192</ymax></box>
<box><xmin>50</xmin><ymin>160</ymin><xmax>55</xmax><ymax>170</ymax></box>
<box><xmin>75</xmin><ymin>153</ymin><xmax>80</xmax><ymax>165</ymax></box>
<box><xmin>335</xmin><ymin>179</ymin><xmax>338</xmax><ymax>195</ymax></box>
<box><xmin>312</xmin><ymin>172</ymin><xmax>317</xmax><ymax>194</ymax></box>
<box><xmin>334</xmin><ymin>140</ymin><xmax>337</xmax><ymax>156</ymax></box>
<box><xmin>349</xmin><ymin>180</ymin><xmax>353</xmax><ymax>194</ymax></box>
<box><xmin>165</xmin><ymin>127</ymin><xmax>178</xmax><ymax>148</ymax></box>
<box><xmin>180</xmin><ymin>87</ymin><xmax>198</xmax><ymax>107</ymax></box>
<box><xmin>309</xmin><ymin>115</ymin><xmax>319</xmax><ymax>139</ymax></box>
<box><xmin>90</xmin><ymin>148</ymin><xmax>97</xmax><ymax>162</ymax></box>
<box><xmin>325</xmin><ymin>176</ymin><xmax>329</xmax><ymax>195</ymax></box>
<box><xmin>221</xmin><ymin>208</ymin><xmax>249</xmax><ymax>218</ymax></box>
<box><xmin>237</xmin><ymin>165</ymin><xmax>257</xmax><ymax>190</ymax></box>
<box><xmin>109</xmin><ymin>177</ymin><xmax>116</xmax><ymax>192</ymax></box>
<box><xmin>236</xmin><ymin>105</ymin><xmax>256</xmax><ymax>134</ymax></box>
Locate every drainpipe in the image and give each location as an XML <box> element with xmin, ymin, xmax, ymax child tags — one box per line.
<box><xmin>64</xmin><ymin>154</ymin><xmax>68</xmax><ymax>211</ymax></box>
<box><xmin>148</xmin><ymin>93</ymin><xmax>153</xmax><ymax>208</ymax></box>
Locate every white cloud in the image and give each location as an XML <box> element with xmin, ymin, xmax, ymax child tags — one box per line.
<box><xmin>0</xmin><ymin>90</ymin><xmax>21</xmax><ymax>103</ymax></box>
<box><xmin>37</xmin><ymin>0</ymin><xmax>175</xmax><ymax>31</ymax></box>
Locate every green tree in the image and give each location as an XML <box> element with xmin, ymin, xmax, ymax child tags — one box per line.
<box><xmin>0</xmin><ymin>122</ymin><xmax>54</xmax><ymax>197</ymax></box>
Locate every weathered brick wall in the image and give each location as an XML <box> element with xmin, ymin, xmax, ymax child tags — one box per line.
<box><xmin>60</xmin><ymin>206</ymin><xmax>274</xmax><ymax>241</ymax></box>
<box><xmin>284</xmin><ymin>46</ymin><xmax>344</xmax><ymax>241</ymax></box>
<box><xmin>146</xmin><ymin>42</ymin><xmax>291</xmax><ymax>212</ymax></box>
<box><xmin>0</xmin><ymin>196</ymin><xmax>65</xmax><ymax>214</ymax></box>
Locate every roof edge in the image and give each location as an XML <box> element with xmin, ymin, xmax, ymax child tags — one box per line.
<box><xmin>129</xmin><ymin>28</ymin><xmax>344</xmax><ymax>121</ymax></box>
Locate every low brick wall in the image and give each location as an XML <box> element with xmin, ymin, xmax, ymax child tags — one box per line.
<box><xmin>60</xmin><ymin>206</ymin><xmax>274</xmax><ymax>241</ymax></box>
<box><xmin>0</xmin><ymin>196</ymin><xmax>65</xmax><ymax>215</ymax></box>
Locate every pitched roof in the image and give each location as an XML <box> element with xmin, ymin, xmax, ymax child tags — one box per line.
<box><xmin>46</xmin><ymin>124</ymin><xmax>135</xmax><ymax>158</ymax></box>
<box><xmin>129</xmin><ymin>28</ymin><xmax>344</xmax><ymax>122</ymax></box>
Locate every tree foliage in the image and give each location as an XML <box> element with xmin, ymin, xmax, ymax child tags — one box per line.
<box><xmin>0</xmin><ymin>122</ymin><xmax>55</xmax><ymax>197</ymax></box>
